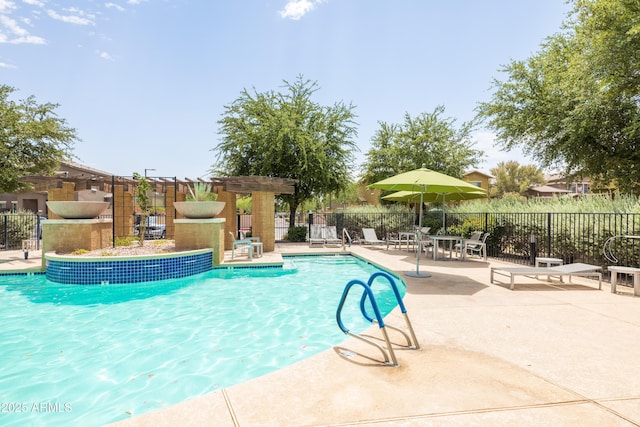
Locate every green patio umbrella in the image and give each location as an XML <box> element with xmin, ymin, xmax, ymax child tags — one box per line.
<box><xmin>369</xmin><ymin>165</ymin><xmax>486</xmax><ymax>278</ymax></box>
<box><xmin>382</xmin><ymin>189</ymin><xmax>487</xmax><ymax>227</ymax></box>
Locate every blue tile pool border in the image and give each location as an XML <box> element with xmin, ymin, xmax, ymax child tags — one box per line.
<box><xmin>45</xmin><ymin>249</ymin><xmax>214</xmax><ymax>285</ymax></box>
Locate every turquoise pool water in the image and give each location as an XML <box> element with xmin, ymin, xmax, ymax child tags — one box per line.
<box><xmin>0</xmin><ymin>255</ymin><xmax>404</xmax><ymax>426</ymax></box>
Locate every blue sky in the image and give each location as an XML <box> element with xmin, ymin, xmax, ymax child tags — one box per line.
<box><xmin>1</xmin><ymin>0</ymin><xmax>571</xmax><ymax>180</ymax></box>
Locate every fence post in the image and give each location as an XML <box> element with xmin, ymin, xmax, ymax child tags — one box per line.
<box><xmin>2</xmin><ymin>215</ymin><xmax>6</xmax><ymax>250</ymax></box>
<box><xmin>546</xmin><ymin>212</ymin><xmax>552</xmax><ymax>257</ymax></box>
<box><xmin>530</xmin><ymin>233</ymin><xmax>537</xmax><ymax>266</ymax></box>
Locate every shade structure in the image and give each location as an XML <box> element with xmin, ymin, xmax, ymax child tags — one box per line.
<box><xmin>382</xmin><ymin>190</ymin><xmax>487</xmax><ymax>203</ymax></box>
<box><xmin>370</xmin><ymin>166</ymin><xmax>487</xmax><ymax>278</ymax></box>
<box><xmin>383</xmin><ymin>189</ymin><xmax>488</xmax><ymax>242</ymax></box>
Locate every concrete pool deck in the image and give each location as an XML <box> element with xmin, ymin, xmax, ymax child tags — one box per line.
<box><xmin>3</xmin><ymin>244</ymin><xmax>640</xmax><ymax>426</ymax></box>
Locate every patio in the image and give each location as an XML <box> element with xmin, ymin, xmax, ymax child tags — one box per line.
<box><xmin>2</xmin><ymin>244</ymin><xmax>640</xmax><ymax>426</ymax></box>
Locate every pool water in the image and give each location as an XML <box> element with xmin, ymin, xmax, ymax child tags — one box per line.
<box><xmin>0</xmin><ymin>255</ymin><xmax>404</xmax><ymax>426</ymax></box>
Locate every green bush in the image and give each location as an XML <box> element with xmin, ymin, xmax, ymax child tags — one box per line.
<box><xmin>286</xmin><ymin>226</ymin><xmax>307</xmax><ymax>242</ymax></box>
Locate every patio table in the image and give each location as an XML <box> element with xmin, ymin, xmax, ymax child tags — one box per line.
<box><xmin>427</xmin><ymin>235</ymin><xmax>464</xmax><ymax>261</ymax></box>
<box><xmin>397</xmin><ymin>231</ymin><xmax>417</xmax><ymax>252</ymax></box>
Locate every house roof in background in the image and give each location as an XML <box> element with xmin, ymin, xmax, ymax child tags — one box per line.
<box><xmin>463</xmin><ymin>169</ymin><xmax>494</xmax><ymax>178</ymax></box>
<box><xmin>529</xmin><ymin>185</ymin><xmax>571</xmax><ymax>193</ymax></box>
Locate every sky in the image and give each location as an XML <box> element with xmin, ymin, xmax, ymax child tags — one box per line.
<box><xmin>1</xmin><ymin>0</ymin><xmax>572</xmax><ymax>181</ymax></box>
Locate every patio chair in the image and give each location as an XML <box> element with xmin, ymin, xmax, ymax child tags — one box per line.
<box><xmin>309</xmin><ymin>224</ymin><xmax>325</xmax><ymax>247</ymax></box>
<box><xmin>419</xmin><ymin>227</ymin><xmax>434</xmax><ymax>256</ymax></box>
<box><xmin>325</xmin><ymin>226</ymin><xmax>342</xmax><ymax>246</ymax></box>
<box><xmin>455</xmin><ymin>231</ymin><xmax>482</xmax><ymax>257</ymax></box>
<box><xmin>386</xmin><ymin>231</ymin><xmax>402</xmax><ymax>250</ymax></box>
<box><xmin>464</xmin><ymin>232</ymin><xmax>489</xmax><ymax>260</ymax></box>
<box><xmin>228</xmin><ymin>231</ymin><xmax>256</xmax><ymax>260</ymax></box>
<box><xmin>362</xmin><ymin>228</ymin><xmax>386</xmax><ymax>245</ymax></box>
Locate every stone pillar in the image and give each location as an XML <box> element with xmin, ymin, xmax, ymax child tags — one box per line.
<box><xmin>47</xmin><ymin>182</ymin><xmax>76</xmax><ymax>219</ymax></box>
<box><xmin>216</xmin><ymin>187</ymin><xmax>236</xmax><ymax>250</ymax></box>
<box><xmin>252</xmin><ymin>191</ymin><xmax>275</xmax><ymax>252</ymax></box>
<box><xmin>165</xmin><ymin>184</ymin><xmax>183</xmax><ymax>238</ymax></box>
<box><xmin>113</xmin><ymin>185</ymin><xmax>134</xmax><ymax>238</ymax></box>
<box><xmin>174</xmin><ymin>218</ymin><xmax>225</xmax><ymax>266</ymax></box>
<box><xmin>41</xmin><ymin>219</ymin><xmax>113</xmax><ymax>269</ymax></box>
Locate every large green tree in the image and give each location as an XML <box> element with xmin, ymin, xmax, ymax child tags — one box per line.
<box><xmin>490</xmin><ymin>161</ymin><xmax>546</xmax><ymax>197</ymax></box>
<box><xmin>0</xmin><ymin>85</ymin><xmax>77</xmax><ymax>193</ymax></box>
<box><xmin>213</xmin><ymin>76</ymin><xmax>358</xmax><ymax>225</ymax></box>
<box><xmin>361</xmin><ymin>106</ymin><xmax>483</xmax><ymax>184</ymax></box>
<box><xmin>477</xmin><ymin>0</ymin><xmax>640</xmax><ymax>193</ymax></box>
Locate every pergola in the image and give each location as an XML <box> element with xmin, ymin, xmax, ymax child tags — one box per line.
<box><xmin>20</xmin><ymin>171</ymin><xmax>296</xmax><ymax>253</ymax></box>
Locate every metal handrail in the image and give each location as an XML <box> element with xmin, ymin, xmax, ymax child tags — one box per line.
<box><xmin>603</xmin><ymin>235</ymin><xmax>640</xmax><ymax>263</ymax></box>
<box><xmin>336</xmin><ymin>278</ymin><xmax>398</xmax><ymax>367</ymax></box>
<box><xmin>342</xmin><ymin>228</ymin><xmax>352</xmax><ymax>250</ymax></box>
<box><xmin>358</xmin><ymin>271</ymin><xmax>419</xmax><ymax>350</ymax></box>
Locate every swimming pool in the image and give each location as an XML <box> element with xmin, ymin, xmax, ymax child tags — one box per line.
<box><xmin>0</xmin><ymin>254</ymin><xmax>404</xmax><ymax>426</ymax></box>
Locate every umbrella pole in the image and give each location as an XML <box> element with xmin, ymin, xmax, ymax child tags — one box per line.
<box><xmin>405</xmin><ymin>188</ymin><xmax>431</xmax><ymax>278</ymax></box>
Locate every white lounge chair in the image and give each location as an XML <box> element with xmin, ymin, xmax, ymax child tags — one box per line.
<box><xmin>490</xmin><ymin>262</ymin><xmax>602</xmax><ymax>290</ymax></box>
<box><xmin>325</xmin><ymin>226</ymin><xmax>342</xmax><ymax>246</ymax></box>
<box><xmin>309</xmin><ymin>224</ymin><xmax>325</xmax><ymax>247</ymax></box>
<box><xmin>362</xmin><ymin>228</ymin><xmax>385</xmax><ymax>245</ymax></box>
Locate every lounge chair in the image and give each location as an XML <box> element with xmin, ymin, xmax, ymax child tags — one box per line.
<box><xmin>362</xmin><ymin>228</ymin><xmax>386</xmax><ymax>245</ymax></box>
<box><xmin>309</xmin><ymin>224</ymin><xmax>325</xmax><ymax>247</ymax></box>
<box><xmin>324</xmin><ymin>226</ymin><xmax>342</xmax><ymax>246</ymax></box>
<box><xmin>490</xmin><ymin>262</ymin><xmax>602</xmax><ymax>290</ymax></box>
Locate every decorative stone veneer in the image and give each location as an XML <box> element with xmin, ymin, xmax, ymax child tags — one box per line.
<box><xmin>252</xmin><ymin>191</ymin><xmax>275</xmax><ymax>252</ymax></box>
<box><xmin>174</xmin><ymin>218</ymin><xmax>225</xmax><ymax>265</ymax></box>
<box><xmin>41</xmin><ymin>219</ymin><xmax>113</xmax><ymax>270</ymax></box>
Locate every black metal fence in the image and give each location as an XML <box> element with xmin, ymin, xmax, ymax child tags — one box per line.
<box><xmin>279</xmin><ymin>210</ymin><xmax>640</xmax><ymax>270</ymax></box>
<box><xmin>7</xmin><ymin>204</ymin><xmax>640</xmax><ymax>273</ymax></box>
<box><xmin>0</xmin><ymin>212</ymin><xmax>42</xmax><ymax>250</ymax></box>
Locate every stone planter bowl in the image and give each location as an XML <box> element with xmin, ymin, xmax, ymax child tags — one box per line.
<box><xmin>173</xmin><ymin>201</ymin><xmax>226</xmax><ymax>219</ymax></box>
<box><xmin>46</xmin><ymin>201</ymin><xmax>109</xmax><ymax>219</ymax></box>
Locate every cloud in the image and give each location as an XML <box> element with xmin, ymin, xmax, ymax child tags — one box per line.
<box><xmin>0</xmin><ymin>14</ymin><xmax>45</xmax><ymax>43</ymax></box>
<box><xmin>22</xmin><ymin>0</ymin><xmax>45</xmax><ymax>7</ymax></box>
<box><xmin>97</xmin><ymin>50</ymin><xmax>114</xmax><ymax>61</ymax></box>
<box><xmin>105</xmin><ymin>2</ymin><xmax>125</xmax><ymax>12</ymax></box>
<box><xmin>46</xmin><ymin>8</ymin><xmax>95</xmax><ymax>25</ymax></box>
<box><xmin>126</xmin><ymin>0</ymin><xmax>146</xmax><ymax>4</ymax></box>
<box><xmin>279</xmin><ymin>0</ymin><xmax>325</xmax><ymax>20</ymax></box>
<box><xmin>0</xmin><ymin>60</ymin><xmax>16</xmax><ymax>68</ymax></box>
<box><xmin>0</xmin><ymin>1</ymin><xmax>17</xmax><ymax>13</ymax></box>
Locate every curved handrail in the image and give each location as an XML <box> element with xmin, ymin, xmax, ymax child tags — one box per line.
<box><xmin>336</xmin><ymin>278</ymin><xmax>397</xmax><ymax>366</ymax></box>
<box><xmin>337</xmin><ymin>279</ymin><xmax>386</xmax><ymax>333</ymax></box>
<box><xmin>342</xmin><ymin>228</ymin><xmax>352</xmax><ymax>249</ymax></box>
<box><xmin>603</xmin><ymin>235</ymin><xmax>640</xmax><ymax>263</ymax></box>
<box><xmin>358</xmin><ymin>271</ymin><xmax>419</xmax><ymax>349</ymax></box>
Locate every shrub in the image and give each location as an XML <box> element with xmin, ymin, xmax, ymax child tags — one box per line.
<box><xmin>286</xmin><ymin>226</ymin><xmax>307</xmax><ymax>242</ymax></box>
<box><xmin>115</xmin><ymin>236</ymin><xmax>136</xmax><ymax>247</ymax></box>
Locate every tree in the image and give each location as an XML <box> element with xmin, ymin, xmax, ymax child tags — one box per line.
<box><xmin>133</xmin><ymin>172</ymin><xmax>152</xmax><ymax>246</ymax></box>
<box><xmin>0</xmin><ymin>85</ymin><xmax>77</xmax><ymax>193</ymax></box>
<box><xmin>213</xmin><ymin>76</ymin><xmax>358</xmax><ymax>226</ymax></box>
<box><xmin>361</xmin><ymin>106</ymin><xmax>483</xmax><ymax>185</ymax></box>
<box><xmin>490</xmin><ymin>161</ymin><xmax>546</xmax><ymax>197</ymax></box>
<box><xmin>477</xmin><ymin>0</ymin><xmax>640</xmax><ymax>194</ymax></box>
